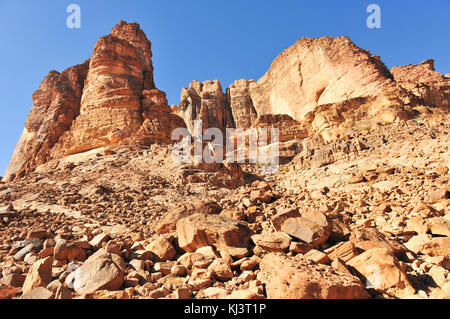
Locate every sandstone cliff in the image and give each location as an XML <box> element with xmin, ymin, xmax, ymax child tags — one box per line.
<box><xmin>5</xmin><ymin>22</ymin><xmax>450</xmax><ymax>182</ymax></box>
<box><xmin>175</xmin><ymin>36</ymin><xmax>448</xmax><ymax>145</ymax></box>
<box><xmin>4</xmin><ymin>21</ymin><xmax>185</xmax><ymax>182</ymax></box>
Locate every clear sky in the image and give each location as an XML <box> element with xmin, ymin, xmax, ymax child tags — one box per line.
<box><xmin>0</xmin><ymin>0</ymin><xmax>449</xmax><ymax>175</ymax></box>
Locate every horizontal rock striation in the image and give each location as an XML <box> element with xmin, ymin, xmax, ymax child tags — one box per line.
<box><xmin>4</xmin><ymin>21</ymin><xmax>184</xmax><ymax>181</ymax></box>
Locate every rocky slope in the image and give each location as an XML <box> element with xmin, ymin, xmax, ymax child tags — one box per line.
<box><xmin>0</xmin><ymin>21</ymin><xmax>449</xmax><ymax>299</ymax></box>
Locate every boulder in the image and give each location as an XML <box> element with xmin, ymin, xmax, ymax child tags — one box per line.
<box><xmin>281</xmin><ymin>217</ymin><xmax>330</xmax><ymax>246</ymax></box>
<box><xmin>20</xmin><ymin>287</ymin><xmax>54</xmax><ymax>299</ymax></box>
<box><xmin>327</xmin><ymin>241</ymin><xmax>359</xmax><ymax>262</ymax></box>
<box><xmin>1</xmin><ymin>273</ymin><xmax>26</xmax><ymax>288</ymax></box>
<box><xmin>73</xmin><ymin>249</ymin><xmax>126</xmax><ymax>295</ymax></box>
<box><xmin>347</xmin><ymin>248</ymin><xmax>415</xmax><ymax>298</ymax></box>
<box><xmin>207</xmin><ymin>258</ymin><xmax>234</xmax><ymax>282</ymax></box>
<box><xmin>350</xmin><ymin>228</ymin><xmax>406</xmax><ymax>258</ymax></box>
<box><xmin>428</xmin><ymin>217</ymin><xmax>450</xmax><ymax>237</ymax></box>
<box><xmin>146</xmin><ymin>236</ymin><xmax>176</xmax><ymax>261</ymax></box>
<box><xmin>271</xmin><ymin>207</ymin><xmax>301</xmax><ymax>231</ymax></box>
<box><xmin>405</xmin><ymin>235</ymin><xmax>450</xmax><ymax>258</ymax></box>
<box><xmin>0</xmin><ymin>284</ymin><xmax>18</xmax><ymax>299</ymax></box>
<box><xmin>53</xmin><ymin>239</ymin><xmax>87</xmax><ymax>261</ymax></box>
<box><xmin>258</xmin><ymin>253</ymin><xmax>368</xmax><ymax>299</ymax></box>
<box><xmin>176</xmin><ymin>213</ymin><xmax>252</xmax><ymax>258</ymax></box>
<box><xmin>155</xmin><ymin>201</ymin><xmax>221</xmax><ymax>234</ymax></box>
<box><xmin>251</xmin><ymin>232</ymin><xmax>291</xmax><ymax>252</ymax></box>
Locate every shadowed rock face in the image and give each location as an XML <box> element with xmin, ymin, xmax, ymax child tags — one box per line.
<box><xmin>4</xmin><ymin>61</ymin><xmax>90</xmax><ymax>181</ymax></box>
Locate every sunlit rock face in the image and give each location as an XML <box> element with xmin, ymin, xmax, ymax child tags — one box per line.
<box><xmin>174</xmin><ymin>80</ymin><xmax>233</xmax><ymax>135</ymax></box>
<box><xmin>247</xmin><ymin>36</ymin><xmax>396</xmax><ymax>121</ymax></box>
<box><xmin>5</xmin><ymin>24</ymin><xmax>449</xmax><ymax>182</ymax></box>
<box><xmin>391</xmin><ymin>59</ymin><xmax>450</xmax><ymax>109</ymax></box>
<box><xmin>4</xmin><ymin>21</ymin><xmax>185</xmax><ymax>181</ymax></box>
<box><xmin>55</xmin><ymin>22</ymin><xmax>154</xmax><ymax>157</ymax></box>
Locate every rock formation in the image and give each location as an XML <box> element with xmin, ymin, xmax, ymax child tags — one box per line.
<box><xmin>174</xmin><ymin>80</ymin><xmax>233</xmax><ymax>134</ymax></box>
<box><xmin>4</xmin><ymin>21</ymin><xmax>185</xmax><ymax>182</ymax></box>
<box><xmin>7</xmin><ymin>23</ymin><xmax>449</xmax><ymax>182</ymax></box>
<box><xmin>1</xmin><ymin>20</ymin><xmax>449</xmax><ymax>300</ymax></box>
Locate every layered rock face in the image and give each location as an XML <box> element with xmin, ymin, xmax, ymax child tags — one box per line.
<box><xmin>174</xmin><ymin>80</ymin><xmax>233</xmax><ymax>134</ymax></box>
<box><xmin>4</xmin><ymin>21</ymin><xmax>184</xmax><ymax>181</ymax></box>
<box><xmin>54</xmin><ymin>22</ymin><xmax>155</xmax><ymax>157</ymax></box>
<box><xmin>5</xmin><ymin>22</ymin><xmax>450</xmax><ymax>182</ymax></box>
<box><xmin>226</xmin><ymin>79</ymin><xmax>258</xmax><ymax>130</ymax></box>
<box><xmin>133</xmin><ymin>89</ymin><xmax>187</xmax><ymax>145</ymax></box>
<box><xmin>175</xmin><ymin>36</ymin><xmax>448</xmax><ymax>148</ymax></box>
<box><xmin>4</xmin><ymin>61</ymin><xmax>89</xmax><ymax>181</ymax></box>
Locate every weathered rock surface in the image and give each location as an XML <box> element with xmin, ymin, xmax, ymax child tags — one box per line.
<box><xmin>226</xmin><ymin>79</ymin><xmax>258</xmax><ymax>130</ymax></box>
<box><xmin>347</xmin><ymin>248</ymin><xmax>415</xmax><ymax>298</ymax></box>
<box><xmin>154</xmin><ymin>201</ymin><xmax>222</xmax><ymax>234</ymax></box>
<box><xmin>248</xmin><ymin>36</ymin><xmax>398</xmax><ymax>122</ymax></box>
<box><xmin>22</xmin><ymin>256</ymin><xmax>53</xmax><ymax>294</ymax></box>
<box><xmin>281</xmin><ymin>217</ymin><xmax>330</xmax><ymax>246</ymax></box>
<box><xmin>259</xmin><ymin>253</ymin><xmax>368</xmax><ymax>299</ymax></box>
<box><xmin>176</xmin><ymin>213</ymin><xmax>252</xmax><ymax>258</ymax></box>
<box><xmin>4</xmin><ymin>61</ymin><xmax>89</xmax><ymax>181</ymax></box>
<box><xmin>174</xmin><ymin>80</ymin><xmax>232</xmax><ymax>134</ymax></box>
<box><xmin>73</xmin><ymin>249</ymin><xmax>126</xmax><ymax>295</ymax></box>
<box><xmin>4</xmin><ymin>21</ymin><xmax>185</xmax><ymax>182</ymax></box>
<box><xmin>391</xmin><ymin>59</ymin><xmax>450</xmax><ymax>110</ymax></box>
<box><xmin>251</xmin><ymin>232</ymin><xmax>291</xmax><ymax>252</ymax></box>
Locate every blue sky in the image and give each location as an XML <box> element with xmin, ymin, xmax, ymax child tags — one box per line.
<box><xmin>0</xmin><ymin>0</ymin><xmax>449</xmax><ymax>175</ymax></box>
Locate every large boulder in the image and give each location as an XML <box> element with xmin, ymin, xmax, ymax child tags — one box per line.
<box><xmin>176</xmin><ymin>213</ymin><xmax>252</xmax><ymax>258</ymax></box>
<box><xmin>174</xmin><ymin>80</ymin><xmax>233</xmax><ymax>134</ymax></box>
<box><xmin>347</xmin><ymin>248</ymin><xmax>415</xmax><ymax>298</ymax></box>
<box><xmin>350</xmin><ymin>228</ymin><xmax>406</xmax><ymax>258</ymax></box>
<box><xmin>251</xmin><ymin>232</ymin><xmax>292</xmax><ymax>253</ymax></box>
<box><xmin>258</xmin><ymin>253</ymin><xmax>368</xmax><ymax>299</ymax></box>
<box><xmin>53</xmin><ymin>239</ymin><xmax>87</xmax><ymax>261</ymax></box>
<box><xmin>155</xmin><ymin>201</ymin><xmax>222</xmax><ymax>234</ymax></box>
<box><xmin>146</xmin><ymin>236</ymin><xmax>176</xmax><ymax>261</ymax></box>
<box><xmin>405</xmin><ymin>235</ymin><xmax>450</xmax><ymax>258</ymax></box>
<box><xmin>281</xmin><ymin>216</ymin><xmax>331</xmax><ymax>246</ymax></box>
<box><xmin>73</xmin><ymin>249</ymin><xmax>126</xmax><ymax>295</ymax></box>
<box><xmin>22</xmin><ymin>256</ymin><xmax>54</xmax><ymax>294</ymax></box>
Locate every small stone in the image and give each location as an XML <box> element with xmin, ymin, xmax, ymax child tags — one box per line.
<box><xmin>207</xmin><ymin>259</ymin><xmax>234</xmax><ymax>282</ymax></box>
<box><xmin>251</xmin><ymin>232</ymin><xmax>291</xmax><ymax>252</ymax></box>
<box><xmin>89</xmin><ymin>233</ymin><xmax>110</xmax><ymax>249</ymax></box>
<box><xmin>20</xmin><ymin>287</ymin><xmax>53</xmax><ymax>299</ymax></box>
<box><xmin>304</xmin><ymin>249</ymin><xmax>330</xmax><ymax>264</ymax></box>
